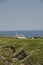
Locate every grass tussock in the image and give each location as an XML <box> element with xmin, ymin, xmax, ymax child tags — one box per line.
<box><xmin>0</xmin><ymin>37</ymin><xmax>43</xmax><ymax>65</ymax></box>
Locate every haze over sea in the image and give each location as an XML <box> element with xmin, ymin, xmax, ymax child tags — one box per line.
<box><xmin>0</xmin><ymin>31</ymin><xmax>43</xmax><ymax>38</ymax></box>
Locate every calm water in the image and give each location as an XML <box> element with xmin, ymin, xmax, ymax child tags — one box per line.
<box><xmin>0</xmin><ymin>31</ymin><xmax>43</xmax><ymax>38</ymax></box>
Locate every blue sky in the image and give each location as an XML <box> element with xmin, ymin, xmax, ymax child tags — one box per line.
<box><xmin>0</xmin><ymin>0</ymin><xmax>43</xmax><ymax>31</ymax></box>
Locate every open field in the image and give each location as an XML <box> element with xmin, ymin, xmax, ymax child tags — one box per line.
<box><xmin>0</xmin><ymin>37</ymin><xmax>43</xmax><ymax>65</ymax></box>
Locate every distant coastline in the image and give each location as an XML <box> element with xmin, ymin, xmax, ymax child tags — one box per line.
<box><xmin>0</xmin><ymin>31</ymin><xmax>43</xmax><ymax>38</ymax></box>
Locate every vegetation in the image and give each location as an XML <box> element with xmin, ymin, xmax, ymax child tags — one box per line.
<box><xmin>0</xmin><ymin>37</ymin><xmax>43</xmax><ymax>65</ymax></box>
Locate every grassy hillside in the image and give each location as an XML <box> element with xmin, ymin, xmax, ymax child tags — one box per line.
<box><xmin>0</xmin><ymin>37</ymin><xmax>43</xmax><ymax>65</ymax></box>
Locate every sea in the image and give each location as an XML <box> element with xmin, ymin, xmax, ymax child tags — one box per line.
<box><xmin>0</xmin><ymin>31</ymin><xmax>43</xmax><ymax>38</ymax></box>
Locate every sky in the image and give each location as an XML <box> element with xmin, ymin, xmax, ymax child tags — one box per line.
<box><xmin>0</xmin><ymin>0</ymin><xmax>43</xmax><ymax>31</ymax></box>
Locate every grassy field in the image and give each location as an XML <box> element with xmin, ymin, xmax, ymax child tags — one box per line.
<box><xmin>0</xmin><ymin>37</ymin><xmax>43</xmax><ymax>65</ymax></box>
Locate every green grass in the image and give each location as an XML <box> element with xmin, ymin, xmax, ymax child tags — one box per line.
<box><xmin>0</xmin><ymin>37</ymin><xmax>43</xmax><ymax>65</ymax></box>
